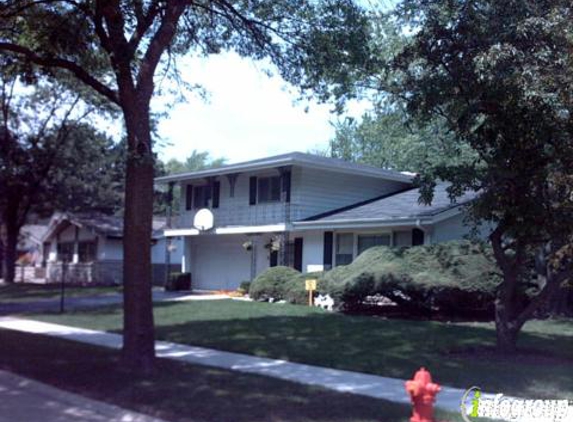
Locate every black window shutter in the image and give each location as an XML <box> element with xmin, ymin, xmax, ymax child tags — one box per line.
<box><xmin>323</xmin><ymin>231</ymin><xmax>333</xmax><ymax>269</ymax></box>
<box><xmin>185</xmin><ymin>184</ymin><xmax>193</xmax><ymax>210</ymax></box>
<box><xmin>270</xmin><ymin>250</ymin><xmax>278</xmax><ymax>267</ymax></box>
<box><xmin>281</xmin><ymin>171</ymin><xmax>291</xmax><ymax>203</ymax></box>
<box><xmin>249</xmin><ymin>176</ymin><xmax>257</xmax><ymax>205</ymax></box>
<box><xmin>294</xmin><ymin>237</ymin><xmax>303</xmax><ymax>271</ymax></box>
<box><xmin>212</xmin><ymin>181</ymin><xmax>220</xmax><ymax>209</ymax></box>
<box><xmin>412</xmin><ymin>228</ymin><xmax>425</xmax><ymax>246</ymax></box>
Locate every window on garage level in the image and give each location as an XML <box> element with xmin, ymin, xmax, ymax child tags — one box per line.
<box><xmin>335</xmin><ymin>233</ymin><xmax>354</xmax><ymax>266</ymax></box>
<box><xmin>258</xmin><ymin>176</ymin><xmax>281</xmax><ymax>203</ymax></box>
<box><xmin>357</xmin><ymin>234</ymin><xmax>391</xmax><ymax>256</ymax></box>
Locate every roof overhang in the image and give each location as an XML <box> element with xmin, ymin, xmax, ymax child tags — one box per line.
<box><xmin>292</xmin><ymin>205</ymin><xmax>467</xmax><ymax>231</ymax></box>
<box><xmin>155</xmin><ymin>154</ymin><xmax>413</xmax><ymax>184</ymax></box>
<box><xmin>292</xmin><ymin>217</ymin><xmax>434</xmax><ymax>231</ymax></box>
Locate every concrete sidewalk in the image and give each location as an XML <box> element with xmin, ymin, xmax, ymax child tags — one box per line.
<box><xmin>0</xmin><ymin>370</ymin><xmax>168</xmax><ymax>422</ymax></box>
<box><xmin>0</xmin><ymin>317</ymin><xmax>472</xmax><ymax>413</ymax></box>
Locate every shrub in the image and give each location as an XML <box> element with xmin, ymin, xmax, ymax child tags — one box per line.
<box><xmin>237</xmin><ymin>281</ymin><xmax>251</xmax><ymax>295</ymax></box>
<box><xmin>249</xmin><ymin>266</ymin><xmax>301</xmax><ymax>301</ymax></box>
<box><xmin>284</xmin><ymin>272</ymin><xmax>325</xmax><ymax>305</ymax></box>
<box><xmin>321</xmin><ymin>240</ymin><xmax>501</xmax><ymax>315</ymax></box>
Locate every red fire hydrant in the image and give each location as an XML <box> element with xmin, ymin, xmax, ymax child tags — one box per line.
<box><xmin>405</xmin><ymin>367</ymin><xmax>441</xmax><ymax>422</ymax></box>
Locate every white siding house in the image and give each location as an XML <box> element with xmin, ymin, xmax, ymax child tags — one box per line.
<box><xmin>156</xmin><ymin>152</ymin><xmax>484</xmax><ymax>291</ymax></box>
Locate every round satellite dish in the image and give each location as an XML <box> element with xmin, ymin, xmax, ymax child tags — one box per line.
<box><xmin>193</xmin><ymin>208</ymin><xmax>214</xmax><ymax>231</ymax></box>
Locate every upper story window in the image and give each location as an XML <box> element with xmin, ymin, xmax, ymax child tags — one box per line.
<box><xmin>185</xmin><ymin>182</ymin><xmax>220</xmax><ymax>210</ymax></box>
<box><xmin>194</xmin><ymin>185</ymin><xmax>210</xmax><ymax>209</ymax></box>
<box><xmin>257</xmin><ymin>176</ymin><xmax>281</xmax><ymax>203</ymax></box>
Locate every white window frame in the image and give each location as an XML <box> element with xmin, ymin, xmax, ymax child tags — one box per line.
<box><xmin>257</xmin><ymin>176</ymin><xmax>281</xmax><ymax>204</ymax></box>
<box><xmin>333</xmin><ymin>230</ymin><xmax>395</xmax><ymax>266</ymax></box>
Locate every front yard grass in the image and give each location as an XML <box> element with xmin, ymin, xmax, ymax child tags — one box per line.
<box><xmin>30</xmin><ymin>299</ymin><xmax>573</xmax><ymax>400</ymax></box>
<box><xmin>0</xmin><ymin>328</ymin><xmax>465</xmax><ymax>422</ymax></box>
<box><xmin>0</xmin><ymin>283</ymin><xmax>121</xmax><ymax>303</ymax></box>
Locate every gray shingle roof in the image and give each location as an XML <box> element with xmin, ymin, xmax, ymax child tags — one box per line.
<box><xmin>155</xmin><ymin>151</ymin><xmax>413</xmax><ymax>184</ymax></box>
<box><xmin>303</xmin><ymin>184</ymin><xmax>477</xmax><ymax>223</ymax></box>
<box><xmin>45</xmin><ymin>212</ymin><xmax>169</xmax><ymax>240</ymax></box>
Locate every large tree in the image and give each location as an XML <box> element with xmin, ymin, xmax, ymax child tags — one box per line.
<box><xmin>328</xmin><ymin>12</ymin><xmax>475</xmax><ymax>173</ymax></box>
<box><xmin>0</xmin><ymin>0</ymin><xmax>371</xmax><ymax>371</ymax></box>
<box><xmin>163</xmin><ymin>150</ymin><xmax>226</xmax><ymax>175</ymax></box>
<box><xmin>329</xmin><ymin>107</ymin><xmax>475</xmax><ymax>172</ymax></box>
<box><xmin>390</xmin><ymin>0</ymin><xmax>573</xmax><ymax>352</ymax></box>
<box><xmin>0</xmin><ymin>63</ymin><xmax>123</xmax><ymax>284</ymax></box>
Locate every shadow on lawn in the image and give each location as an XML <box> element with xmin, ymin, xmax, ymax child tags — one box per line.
<box><xmin>147</xmin><ymin>301</ymin><xmax>573</xmax><ymax>399</ymax></box>
<box><xmin>0</xmin><ymin>329</ymin><xmax>429</xmax><ymax>422</ymax></box>
<box><xmin>31</xmin><ymin>299</ymin><xmax>573</xmax><ymax>400</ymax></box>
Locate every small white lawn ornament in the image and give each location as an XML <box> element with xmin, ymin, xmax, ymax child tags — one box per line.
<box><xmin>315</xmin><ymin>294</ymin><xmax>334</xmax><ymax>311</ymax></box>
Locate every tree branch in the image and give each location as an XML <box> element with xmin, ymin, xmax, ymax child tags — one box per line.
<box><xmin>0</xmin><ymin>42</ymin><xmax>119</xmax><ymax>104</ymax></box>
<box><xmin>136</xmin><ymin>0</ymin><xmax>186</xmax><ymax>101</ymax></box>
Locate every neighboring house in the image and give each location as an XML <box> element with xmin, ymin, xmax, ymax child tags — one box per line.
<box><xmin>156</xmin><ymin>152</ymin><xmax>484</xmax><ymax>291</ymax></box>
<box><xmin>42</xmin><ymin>212</ymin><xmax>183</xmax><ymax>284</ymax></box>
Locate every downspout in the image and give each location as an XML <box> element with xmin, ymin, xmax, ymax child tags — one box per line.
<box><xmin>415</xmin><ymin>219</ymin><xmax>431</xmax><ymax>245</ymax></box>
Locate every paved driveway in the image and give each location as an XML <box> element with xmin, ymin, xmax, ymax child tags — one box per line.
<box><xmin>0</xmin><ymin>290</ymin><xmax>229</xmax><ymax>315</ymax></box>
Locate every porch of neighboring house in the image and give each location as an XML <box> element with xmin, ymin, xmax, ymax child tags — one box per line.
<box><xmin>41</xmin><ymin>213</ymin><xmax>182</xmax><ymax>286</ymax></box>
<box><xmin>43</xmin><ymin>220</ymin><xmax>119</xmax><ymax>284</ymax></box>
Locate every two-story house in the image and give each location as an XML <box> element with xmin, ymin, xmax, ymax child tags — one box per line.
<box><xmin>156</xmin><ymin>152</ymin><xmax>478</xmax><ymax>291</ymax></box>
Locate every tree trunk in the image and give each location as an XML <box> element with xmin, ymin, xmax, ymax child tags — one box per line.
<box><xmin>120</xmin><ymin>99</ymin><xmax>156</xmax><ymax>373</ymax></box>
<box><xmin>494</xmin><ymin>298</ymin><xmax>520</xmax><ymax>353</ymax></box>
<box><xmin>1</xmin><ymin>208</ymin><xmax>20</xmax><ymax>284</ymax></box>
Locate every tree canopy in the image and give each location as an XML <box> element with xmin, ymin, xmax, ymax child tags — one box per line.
<box><xmin>163</xmin><ymin>150</ymin><xmax>226</xmax><ymax>175</ymax></box>
<box><xmin>0</xmin><ymin>65</ymin><xmax>123</xmax><ymax>283</ymax></box>
<box><xmin>329</xmin><ymin>106</ymin><xmax>475</xmax><ymax>173</ymax></box>
<box><xmin>389</xmin><ymin>0</ymin><xmax>573</xmax><ymax>351</ymax></box>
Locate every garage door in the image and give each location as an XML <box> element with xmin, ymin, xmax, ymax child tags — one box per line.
<box><xmin>191</xmin><ymin>240</ymin><xmax>251</xmax><ymax>291</ymax></box>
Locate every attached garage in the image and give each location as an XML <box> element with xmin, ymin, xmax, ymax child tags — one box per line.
<box><xmin>184</xmin><ymin>233</ymin><xmax>274</xmax><ymax>291</ymax></box>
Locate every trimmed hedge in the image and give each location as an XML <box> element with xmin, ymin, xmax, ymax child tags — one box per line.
<box><xmin>249</xmin><ymin>266</ymin><xmax>301</xmax><ymax>301</ymax></box>
<box><xmin>249</xmin><ymin>266</ymin><xmax>325</xmax><ymax>304</ymax></box>
<box><xmin>249</xmin><ymin>241</ymin><xmax>501</xmax><ymax>316</ymax></box>
<box><xmin>322</xmin><ymin>240</ymin><xmax>500</xmax><ymax>315</ymax></box>
<box><xmin>284</xmin><ymin>272</ymin><xmax>325</xmax><ymax>305</ymax></box>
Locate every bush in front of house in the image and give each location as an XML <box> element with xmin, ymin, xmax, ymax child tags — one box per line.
<box><xmin>237</xmin><ymin>281</ymin><xmax>251</xmax><ymax>295</ymax></box>
<box><xmin>249</xmin><ymin>266</ymin><xmax>301</xmax><ymax>301</ymax></box>
<box><xmin>322</xmin><ymin>240</ymin><xmax>501</xmax><ymax>316</ymax></box>
<box><xmin>284</xmin><ymin>272</ymin><xmax>325</xmax><ymax>305</ymax></box>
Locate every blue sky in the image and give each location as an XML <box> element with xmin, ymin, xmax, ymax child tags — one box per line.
<box><xmin>153</xmin><ymin>52</ymin><xmax>370</xmax><ymax>164</ymax></box>
<box><xmin>152</xmin><ymin>0</ymin><xmax>400</xmax><ymax>164</ymax></box>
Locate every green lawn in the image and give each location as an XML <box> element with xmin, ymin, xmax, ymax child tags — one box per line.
<box><xmin>0</xmin><ymin>328</ymin><xmax>467</xmax><ymax>422</ymax></box>
<box><xmin>0</xmin><ymin>283</ymin><xmax>121</xmax><ymax>303</ymax></box>
<box><xmin>30</xmin><ymin>299</ymin><xmax>573</xmax><ymax>399</ymax></box>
